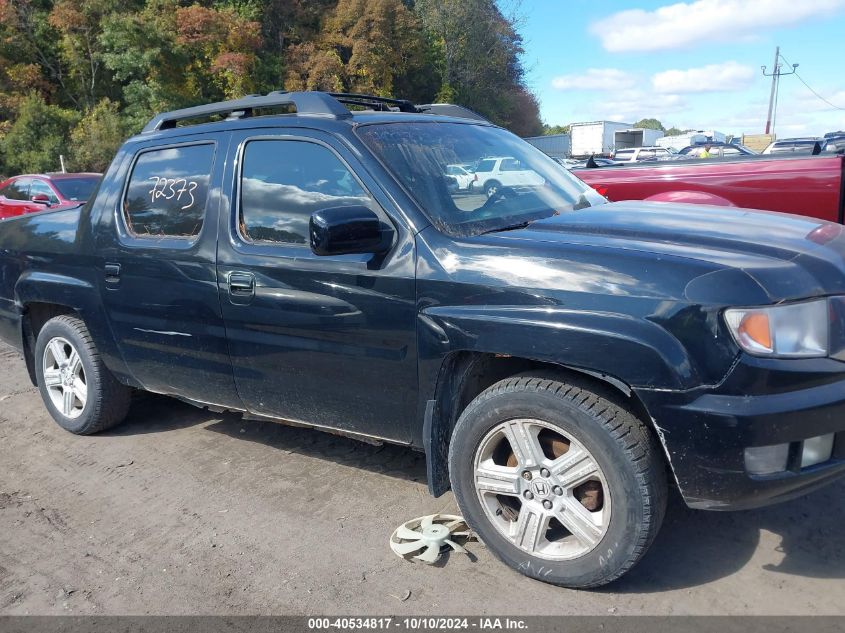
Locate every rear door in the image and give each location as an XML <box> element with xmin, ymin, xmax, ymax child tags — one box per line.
<box><xmin>95</xmin><ymin>133</ymin><xmax>242</xmax><ymax>408</ymax></box>
<box><xmin>216</xmin><ymin>128</ymin><xmax>418</xmax><ymax>443</ymax></box>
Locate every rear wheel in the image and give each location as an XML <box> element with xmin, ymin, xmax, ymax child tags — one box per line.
<box><xmin>484</xmin><ymin>180</ymin><xmax>501</xmax><ymax>198</ymax></box>
<box><xmin>449</xmin><ymin>373</ymin><xmax>667</xmax><ymax>588</ymax></box>
<box><xmin>35</xmin><ymin>315</ymin><xmax>131</xmax><ymax>435</ymax></box>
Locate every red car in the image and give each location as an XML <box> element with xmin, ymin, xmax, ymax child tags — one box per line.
<box><xmin>575</xmin><ymin>154</ymin><xmax>845</xmax><ymax>223</ymax></box>
<box><xmin>0</xmin><ymin>173</ymin><xmax>102</xmax><ymax>220</ymax></box>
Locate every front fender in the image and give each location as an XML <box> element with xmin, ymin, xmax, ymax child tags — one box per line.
<box><xmin>418</xmin><ymin>304</ymin><xmax>698</xmax><ymax>394</ymax></box>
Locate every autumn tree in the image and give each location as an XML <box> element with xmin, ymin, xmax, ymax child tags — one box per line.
<box><xmin>0</xmin><ymin>0</ymin><xmax>545</xmax><ymax>173</ymax></box>
<box><xmin>48</xmin><ymin>0</ymin><xmax>128</xmax><ymax>109</ymax></box>
<box><xmin>414</xmin><ymin>0</ymin><xmax>541</xmax><ymax>134</ymax></box>
<box><xmin>286</xmin><ymin>0</ymin><xmax>437</xmax><ymax>101</ymax></box>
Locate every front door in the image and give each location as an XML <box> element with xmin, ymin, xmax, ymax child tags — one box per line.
<box><xmin>96</xmin><ymin>135</ymin><xmax>241</xmax><ymax>408</ymax></box>
<box><xmin>216</xmin><ymin>130</ymin><xmax>418</xmax><ymax>443</ymax></box>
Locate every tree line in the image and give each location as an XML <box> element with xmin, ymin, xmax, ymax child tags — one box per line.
<box><xmin>0</xmin><ymin>0</ymin><xmax>543</xmax><ymax>177</ymax></box>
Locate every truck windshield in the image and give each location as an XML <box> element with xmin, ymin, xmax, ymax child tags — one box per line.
<box><xmin>357</xmin><ymin>122</ymin><xmax>605</xmax><ymax>237</ymax></box>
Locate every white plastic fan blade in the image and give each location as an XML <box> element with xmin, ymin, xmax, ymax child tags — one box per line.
<box><xmin>444</xmin><ymin>539</ymin><xmax>467</xmax><ymax>554</ymax></box>
<box><xmin>420</xmin><ymin>514</ymin><xmax>435</xmax><ymax>529</ymax></box>
<box><xmin>392</xmin><ymin>539</ymin><xmax>428</xmax><ymax>555</ymax></box>
<box><xmin>414</xmin><ymin>544</ymin><xmax>442</xmax><ymax>564</ymax></box>
<box><xmin>394</xmin><ymin>525</ymin><xmax>424</xmax><ymax>540</ymax></box>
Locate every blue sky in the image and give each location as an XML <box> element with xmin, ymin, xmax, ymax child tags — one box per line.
<box><xmin>519</xmin><ymin>0</ymin><xmax>845</xmax><ymax>137</ymax></box>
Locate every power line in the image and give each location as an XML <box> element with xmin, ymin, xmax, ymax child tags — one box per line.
<box><xmin>779</xmin><ymin>52</ymin><xmax>845</xmax><ymax>112</ymax></box>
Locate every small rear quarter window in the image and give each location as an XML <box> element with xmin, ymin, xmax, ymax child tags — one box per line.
<box><xmin>123</xmin><ymin>143</ymin><xmax>215</xmax><ymax>238</ymax></box>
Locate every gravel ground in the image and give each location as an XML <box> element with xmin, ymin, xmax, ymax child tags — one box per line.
<box><xmin>1</xmin><ymin>342</ymin><xmax>844</xmax><ymax>615</ymax></box>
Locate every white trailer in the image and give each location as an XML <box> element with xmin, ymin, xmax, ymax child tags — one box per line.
<box><xmin>523</xmin><ymin>133</ymin><xmax>571</xmax><ymax>158</ymax></box>
<box><xmin>656</xmin><ymin>130</ymin><xmax>727</xmax><ymax>151</ymax></box>
<box><xmin>570</xmin><ymin>121</ymin><xmax>632</xmax><ymax>158</ymax></box>
<box><xmin>614</xmin><ymin>128</ymin><xmax>664</xmax><ymax>150</ymax></box>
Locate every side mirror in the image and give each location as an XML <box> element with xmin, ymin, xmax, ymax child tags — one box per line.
<box><xmin>31</xmin><ymin>193</ymin><xmax>51</xmax><ymax>205</ymax></box>
<box><xmin>309</xmin><ymin>205</ymin><xmax>391</xmax><ymax>256</ymax></box>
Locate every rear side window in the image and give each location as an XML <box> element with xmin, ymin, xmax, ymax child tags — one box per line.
<box><xmin>475</xmin><ymin>159</ymin><xmax>495</xmax><ymax>172</ymax></box>
<box><xmin>1</xmin><ymin>179</ymin><xmax>30</xmax><ymax>201</ymax></box>
<box><xmin>123</xmin><ymin>143</ymin><xmax>215</xmax><ymax>238</ymax></box>
<box><xmin>239</xmin><ymin>139</ymin><xmax>374</xmax><ymax>246</ymax></box>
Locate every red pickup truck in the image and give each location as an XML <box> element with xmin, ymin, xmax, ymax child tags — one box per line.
<box><xmin>575</xmin><ymin>154</ymin><xmax>845</xmax><ymax>223</ymax></box>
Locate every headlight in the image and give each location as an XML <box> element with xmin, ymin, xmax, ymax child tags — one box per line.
<box><xmin>724</xmin><ymin>299</ymin><xmax>828</xmax><ymax>358</ymax></box>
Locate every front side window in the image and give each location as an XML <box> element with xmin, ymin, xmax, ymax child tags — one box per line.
<box><xmin>357</xmin><ymin>122</ymin><xmax>604</xmax><ymax>237</ymax></box>
<box><xmin>123</xmin><ymin>143</ymin><xmax>215</xmax><ymax>238</ymax></box>
<box><xmin>239</xmin><ymin>139</ymin><xmax>374</xmax><ymax>246</ymax></box>
<box><xmin>30</xmin><ymin>180</ymin><xmax>59</xmax><ymax>204</ymax></box>
<box><xmin>615</xmin><ymin>150</ymin><xmax>635</xmax><ymax>160</ymax></box>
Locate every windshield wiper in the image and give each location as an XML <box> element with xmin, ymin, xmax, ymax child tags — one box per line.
<box><xmin>480</xmin><ymin>220</ymin><xmax>534</xmax><ymax>235</ymax></box>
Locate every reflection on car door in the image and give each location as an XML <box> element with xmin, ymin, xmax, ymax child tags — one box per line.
<box><xmin>216</xmin><ymin>130</ymin><xmax>418</xmax><ymax>443</ymax></box>
<box><xmin>96</xmin><ymin>135</ymin><xmax>242</xmax><ymax>408</ymax></box>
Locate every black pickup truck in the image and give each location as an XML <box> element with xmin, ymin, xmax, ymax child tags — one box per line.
<box><xmin>1</xmin><ymin>91</ymin><xmax>844</xmax><ymax>588</ymax></box>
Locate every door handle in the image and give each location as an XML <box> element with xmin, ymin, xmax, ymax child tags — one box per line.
<box><xmin>104</xmin><ymin>262</ymin><xmax>121</xmax><ymax>283</ymax></box>
<box><xmin>228</xmin><ymin>272</ymin><xmax>255</xmax><ymax>295</ymax></box>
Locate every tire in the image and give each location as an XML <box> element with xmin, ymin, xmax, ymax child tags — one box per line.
<box><xmin>34</xmin><ymin>314</ymin><xmax>131</xmax><ymax>435</ymax></box>
<box><xmin>484</xmin><ymin>180</ymin><xmax>501</xmax><ymax>198</ymax></box>
<box><xmin>449</xmin><ymin>373</ymin><xmax>667</xmax><ymax>588</ymax></box>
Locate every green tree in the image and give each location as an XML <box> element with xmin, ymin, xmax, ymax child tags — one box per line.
<box><xmin>68</xmin><ymin>98</ymin><xmax>128</xmax><ymax>171</ymax></box>
<box><xmin>543</xmin><ymin>124</ymin><xmax>570</xmax><ymax>136</ymax></box>
<box><xmin>414</xmin><ymin>0</ymin><xmax>541</xmax><ymax>134</ymax></box>
<box><xmin>1</xmin><ymin>92</ymin><xmax>79</xmax><ymax>173</ymax></box>
<box><xmin>664</xmin><ymin>126</ymin><xmax>689</xmax><ymax>136</ymax></box>
<box><xmin>48</xmin><ymin>0</ymin><xmax>127</xmax><ymax>109</ymax></box>
<box><xmin>632</xmin><ymin>118</ymin><xmax>665</xmax><ymax>131</ymax></box>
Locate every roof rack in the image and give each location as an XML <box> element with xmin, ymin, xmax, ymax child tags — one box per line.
<box><xmin>328</xmin><ymin>93</ymin><xmax>418</xmax><ymax>113</ymax></box>
<box><xmin>141</xmin><ymin>91</ymin><xmax>490</xmax><ymax>134</ymax></box>
<box><xmin>141</xmin><ymin>91</ymin><xmax>352</xmax><ymax>133</ymax></box>
<box><xmin>416</xmin><ymin>103</ymin><xmax>489</xmax><ymax>122</ymax></box>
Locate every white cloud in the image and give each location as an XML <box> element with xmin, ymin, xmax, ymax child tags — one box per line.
<box><xmin>551</xmin><ymin>68</ymin><xmax>635</xmax><ymax>91</ymax></box>
<box><xmin>589</xmin><ymin>90</ymin><xmax>689</xmax><ymax>122</ymax></box>
<box><xmin>593</xmin><ymin>0</ymin><xmax>845</xmax><ymax>52</ymax></box>
<box><xmin>651</xmin><ymin>61</ymin><xmax>755</xmax><ymax>93</ymax></box>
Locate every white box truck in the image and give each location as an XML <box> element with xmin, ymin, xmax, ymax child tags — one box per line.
<box><xmin>570</xmin><ymin>121</ymin><xmax>632</xmax><ymax>157</ymax></box>
<box><xmin>614</xmin><ymin>128</ymin><xmax>664</xmax><ymax>150</ymax></box>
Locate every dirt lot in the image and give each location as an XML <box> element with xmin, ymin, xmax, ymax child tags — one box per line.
<box><xmin>1</xmin><ymin>342</ymin><xmax>844</xmax><ymax>615</ymax></box>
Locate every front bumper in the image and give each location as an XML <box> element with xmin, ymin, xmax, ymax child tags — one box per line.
<box><xmin>637</xmin><ymin>354</ymin><xmax>845</xmax><ymax>510</ymax></box>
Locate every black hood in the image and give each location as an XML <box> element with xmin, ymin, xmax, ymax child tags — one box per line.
<box><xmin>489</xmin><ymin>201</ymin><xmax>845</xmax><ymax>304</ymax></box>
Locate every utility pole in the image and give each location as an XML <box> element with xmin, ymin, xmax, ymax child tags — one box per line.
<box><xmin>762</xmin><ymin>46</ymin><xmax>798</xmax><ymax>135</ymax></box>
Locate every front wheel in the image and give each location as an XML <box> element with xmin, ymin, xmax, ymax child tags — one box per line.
<box><xmin>448</xmin><ymin>373</ymin><xmax>667</xmax><ymax>588</ymax></box>
<box><xmin>35</xmin><ymin>314</ymin><xmax>131</xmax><ymax>435</ymax></box>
